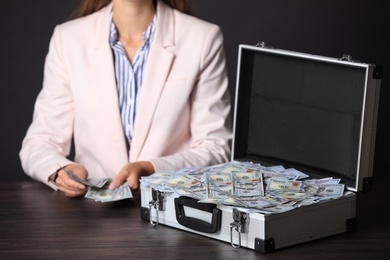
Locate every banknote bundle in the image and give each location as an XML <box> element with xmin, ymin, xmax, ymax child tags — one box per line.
<box><xmin>85</xmin><ymin>181</ymin><xmax>133</xmax><ymax>202</ymax></box>
<box><xmin>59</xmin><ymin>165</ymin><xmax>132</xmax><ymax>202</ymax></box>
<box><xmin>140</xmin><ymin>161</ymin><xmax>347</xmax><ymax>214</ymax></box>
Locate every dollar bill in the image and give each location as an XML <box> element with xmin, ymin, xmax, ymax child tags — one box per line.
<box><xmin>315</xmin><ymin>184</ymin><xmax>345</xmax><ymax>199</ymax></box>
<box><xmin>304</xmin><ymin>178</ymin><xmax>341</xmax><ymax>186</ymax></box>
<box><xmin>207</xmin><ymin>185</ymin><xmax>231</xmax><ymax>198</ymax></box>
<box><xmin>232</xmin><ymin>171</ymin><xmax>264</xmax><ymax>196</ymax></box>
<box><xmin>266</xmin><ymin>178</ymin><xmax>305</xmax><ymax>192</ymax></box>
<box><xmin>276</xmin><ymin>191</ymin><xmax>312</xmax><ymax>201</ymax></box>
<box><xmin>165</xmin><ymin>175</ymin><xmax>201</xmax><ymax>188</ymax></box>
<box><xmin>219</xmin><ymin>164</ymin><xmax>247</xmax><ymax>174</ymax></box>
<box><xmin>85</xmin><ymin>182</ymin><xmax>133</xmax><ymax>202</ymax></box>
<box><xmin>234</xmin><ymin>196</ymin><xmax>274</xmax><ymax>209</ymax></box>
<box><xmin>207</xmin><ymin>173</ymin><xmax>232</xmax><ymax>186</ymax></box>
<box><xmin>283</xmin><ymin>168</ymin><xmax>310</xmax><ymax>179</ymax></box>
<box><xmin>255</xmin><ymin>204</ymin><xmax>296</xmax><ymax>214</ymax></box>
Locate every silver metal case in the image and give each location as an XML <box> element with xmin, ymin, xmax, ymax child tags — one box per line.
<box><xmin>140</xmin><ymin>44</ymin><xmax>382</xmax><ymax>253</ymax></box>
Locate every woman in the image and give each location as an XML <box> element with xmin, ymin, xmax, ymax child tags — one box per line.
<box><xmin>19</xmin><ymin>0</ymin><xmax>232</xmax><ymax>197</ymax></box>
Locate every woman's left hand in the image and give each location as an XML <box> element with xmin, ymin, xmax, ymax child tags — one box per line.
<box><xmin>109</xmin><ymin>161</ymin><xmax>155</xmax><ymax>195</ymax></box>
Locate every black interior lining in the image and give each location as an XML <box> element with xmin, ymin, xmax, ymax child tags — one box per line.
<box><xmin>233</xmin><ymin>48</ymin><xmax>367</xmax><ymax>181</ymax></box>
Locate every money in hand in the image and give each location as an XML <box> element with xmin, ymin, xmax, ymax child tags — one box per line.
<box><xmin>85</xmin><ymin>181</ymin><xmax>133</xmax><ymax>202</ymax></box>
<box><xmin>58</xmin><ymin>165</ymin><xmax>132</xmax><ymax>202</ymax></box>
<box><xmin>58</xmin><ymin>165</ymin><xmax>109</xmax><ymax>188</ymax></box>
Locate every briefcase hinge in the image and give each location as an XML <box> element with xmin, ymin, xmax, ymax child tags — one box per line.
<box><xmin>254</xmin><ymin>41</ymin><xmax>273</xmax><ymax>49</ymax></box>
<box><xmin>339</xmin><ymin>54</ymin><xmax>359</xmax><ymax>63</ymax></box>
<box><xmin>254</xmin><ymin>41</ymin><xmax>267</xmax><ymax>48</ymax></box>
<box><xmin>148</xmin><ymin>188</ymin><xmax>166</xmax><ymax>226</ymax></box>
<box><xmin>230</xmin><ymin>208</ymin><xmax>250</xmax><ymax>248</ymax></box>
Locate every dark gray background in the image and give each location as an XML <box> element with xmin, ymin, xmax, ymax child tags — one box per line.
<box><xmin>1</xmin><ymin>0</ymin><xmax>388</xmax><ymax>182</ymax></box>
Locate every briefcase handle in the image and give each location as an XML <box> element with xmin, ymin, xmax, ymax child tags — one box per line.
<box><xmin>174</xmin><ymin>196</ymin><xmax>222</xmax><ymax>234</ymax></box>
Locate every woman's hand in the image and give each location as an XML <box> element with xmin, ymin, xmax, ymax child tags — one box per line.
<box><xmin>55</xmin><ymin>164</ymin><xmax>89</xmax><ymax>197</ymax></box>
<box><xmin>109</xmin><ymin>161</ymin><xmax>155</xmax><ymax>195</ymax></box>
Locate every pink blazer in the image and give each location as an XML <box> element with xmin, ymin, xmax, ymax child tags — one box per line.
<box><xmin>20</xmin><ymin>1</ymin><xmax>232</xmax><ymax>189</ymax></box>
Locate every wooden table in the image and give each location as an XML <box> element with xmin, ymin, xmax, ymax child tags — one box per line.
<box><xmin>1</xmin><ymin>176</ymin><xmax>390</xmax><ymax>259</ymax></box>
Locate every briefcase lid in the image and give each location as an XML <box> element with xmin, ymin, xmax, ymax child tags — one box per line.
<box><xmin>231</xmin><ymin>44</ymin><xmax>381</xmax><ymax>192</ymax></box>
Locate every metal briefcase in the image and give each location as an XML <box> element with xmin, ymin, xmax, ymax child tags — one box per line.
<box><xmin>140</xmin><ymin>43</ymin><xmax>382</xmax><ymax>253</ymax></box>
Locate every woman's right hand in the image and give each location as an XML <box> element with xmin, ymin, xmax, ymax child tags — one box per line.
<box><xmin>55</xmin><ymin>164</ymin><xmax>89</xmax><ymax>197</ymax></box>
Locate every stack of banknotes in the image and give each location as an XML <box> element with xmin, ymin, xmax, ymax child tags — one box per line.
<box><xmin>85</xmin><ymin>181</ymin><xmax>133</xmax><ymax>202</ymax></box>
<box><xmin>140</xmin><ymin>161</ymin><xmax>348</xmax><ymax>214</ymax></box>
<box><xmin>61</xmin><ymin>166</ymin><xmax>133</xmax><ymax>202</ymax></box>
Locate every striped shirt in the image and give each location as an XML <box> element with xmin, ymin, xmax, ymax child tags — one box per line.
<box><xmin>109</xmin><ymin>13</ymin><xmax>157</xmax><ymax>152</ymax></box>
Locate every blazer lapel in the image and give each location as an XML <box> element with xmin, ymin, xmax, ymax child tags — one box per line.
<box><xmin>130</xmin><ymin>1</ymin><xmax>175</xmax><ymax>160</ymax></box>
<box><xmin>130</xmin><ymin>47</ymin><xmax>174</xmax><ymax>160</ymax></box>
<box><xmin>87</xmin><ymin>3</ymin><xmax>129</xmax><ymax>167</ymax></box>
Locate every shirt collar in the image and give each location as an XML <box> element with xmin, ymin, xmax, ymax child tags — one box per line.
<box><xmin>109</xmin><ymin>12</ymin><xmax>157</xmax><ymax>46</ymax></box>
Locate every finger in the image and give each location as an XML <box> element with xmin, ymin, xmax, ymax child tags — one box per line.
<box><xmin>64</xmin><ymin>176</ymin><xmax>86</xmax><ymax>190</ymax></box>
<box><xmin>56</xmin><ymin>177</ymin><xmax>87</xmax><ymax>197</ymax></box>
<box><xmin>58</xmin><ymin>169</ymin><xmax>86</xmax><ymax>190</ymax></box>
<box><xmin>127</xmin><ymin>173</ymin><xmax>140</xmax><ymax>191</ymax></box>
<box><xmin>59</xmin><ymin>183</ymin><xmax>87</xmax><ymax>197</ymax></box>
<box><xmin>109</xmin><ymin>169</ymin><xmax>128</xmax><ymax>190</ymax></box>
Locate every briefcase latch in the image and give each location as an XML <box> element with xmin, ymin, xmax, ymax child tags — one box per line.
<box><xmin>230</xmin><ymin>208</ymin><xmax>250</xmax><ymax>248</ymax></box>
<box><xmin>148</xmin><ymin>188</ymin><xmax>166</xmax><ymax>226</ymax></box>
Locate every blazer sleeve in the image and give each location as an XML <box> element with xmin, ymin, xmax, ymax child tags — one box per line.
<box><xmin>19</xmin><ymin>25</ymin><xmax>75</xmax><ymax>189</ymax></box>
